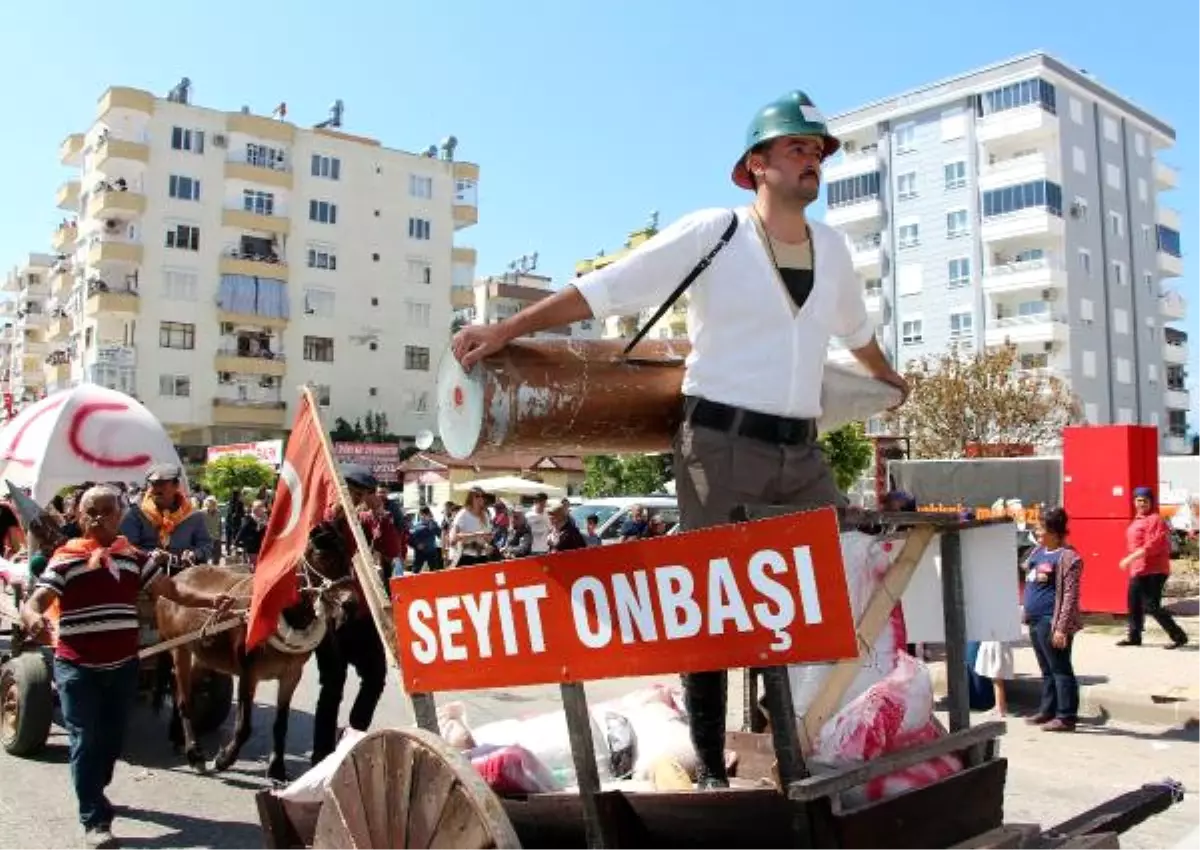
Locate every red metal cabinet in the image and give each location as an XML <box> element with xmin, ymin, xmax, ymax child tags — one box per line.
<box><xmin>1062</xmin><ymin>425</ymin><xmax>1159</xmax><ymax>521</ymax></box>
<box><xmin>1071</xmin><ymin>516</ymin><xmax>1132</xmax><ymax>614</ymax></box>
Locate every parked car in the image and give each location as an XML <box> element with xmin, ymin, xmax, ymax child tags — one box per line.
<box><xmin>569</xmin><ymin>496</ymin><xmax>679</xmax><ymax>544</ymax></box>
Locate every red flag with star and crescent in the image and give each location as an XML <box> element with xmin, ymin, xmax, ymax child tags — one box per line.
<box><xmin>246</xmin><ymin>394</ymin><xmax>337</xmax><ymax>650</ymax></box>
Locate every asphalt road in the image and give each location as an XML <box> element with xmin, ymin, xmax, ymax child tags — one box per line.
<box><xmin>1</xmin><ymin>657</ymin><xmax>1196</xmax><ymax>849</ymax></box>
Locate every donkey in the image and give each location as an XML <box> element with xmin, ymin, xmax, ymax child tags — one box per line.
<box><xmin>155</xmin><ymin>522</ymin><xmax>357</xmax><ymax>782</ymax></box>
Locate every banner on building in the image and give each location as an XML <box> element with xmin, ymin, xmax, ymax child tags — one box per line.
<box><xmin>206</xmin><ymin>439</ymin><xmax>285</xmax><ymax>470</ymax></box>
<box><xmin>333</xmin><ymin>442</ymin><xmax>401</xmax><ymax>482</ymax></box>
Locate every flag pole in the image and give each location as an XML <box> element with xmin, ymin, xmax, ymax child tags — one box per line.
<box><xmin>300</xmin><ymin>386</ymin><xmax>441</xmax><ymax>733</ymax></box>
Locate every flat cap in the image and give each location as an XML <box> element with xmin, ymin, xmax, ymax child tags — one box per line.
<box><xmin>340</xmin><ymin>463</ymin><xmax>378</xmax><ymax>491</ymax></box>
<box><xmin>146</xmin><ymin>462</ymin><xmax>183</xmax><ymax>482</ymax></box>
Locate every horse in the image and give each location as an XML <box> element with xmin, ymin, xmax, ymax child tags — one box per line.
<box><xmin>154</xmin><ymin>522</ymin><xmax>358</xmax><ymax>782</ymax></box>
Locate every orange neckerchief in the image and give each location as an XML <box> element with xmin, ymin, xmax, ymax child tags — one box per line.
<box><xmin>141</xmin><ymin>493</ymin><xmax>194</xmax><ymax>547</ymax></box>
<box><xmin>49</xmin><ymin>535</ymin><xmax>139</xmax><ymax>580</ymax></box>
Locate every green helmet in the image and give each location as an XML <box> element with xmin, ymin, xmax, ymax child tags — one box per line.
<box><xmin>731</xmin><ymin>90</ymin><xmax>841</xmax><ymax>190</ymax></box>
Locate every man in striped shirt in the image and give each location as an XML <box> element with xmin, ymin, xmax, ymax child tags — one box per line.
<box><xmin>21</xmin><ymin>485</ymin><xmax>234</xmax><ymax>849</ymax></box>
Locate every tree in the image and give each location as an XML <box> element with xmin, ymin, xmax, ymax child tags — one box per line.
<box><xmin>330</xmin><ymin>417</ymin><xmax>357</xmax><ymax>442</ymax></box>
<box><xmin>817</xmin><ymin>422</ymin><xmax>875</xmax><ymax>492</ymax></box>
<box><xmin>887</xmin><ymin>343</ymin><xmax>1081</xmax><ymax>459</ymax></box>
<box><xmin>203</xmin><ymin>455</ymin><xmax>277</xmax><ymax>501</ymax></box>
<box><xmin>582</xmin><ymin>454</ymin><xmax>670</xmax><ymax>497</ymax></box>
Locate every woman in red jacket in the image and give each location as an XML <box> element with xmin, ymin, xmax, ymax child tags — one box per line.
<box><xmin>1117</xmin><ymin>486</ymin><xmax>1188</xmax><ymax>649</ymax></box>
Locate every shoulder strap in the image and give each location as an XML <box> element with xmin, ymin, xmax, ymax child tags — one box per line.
<box><xmin>622</xmin><ymin>211</ymin><xmax>739</xmax><ymax>357</ymax></box>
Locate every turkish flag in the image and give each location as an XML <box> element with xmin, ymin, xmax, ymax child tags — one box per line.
<box><xmin>246</xmin><ymin>394</ymin><xmax>337</xmax><ymax>649</ymax></box>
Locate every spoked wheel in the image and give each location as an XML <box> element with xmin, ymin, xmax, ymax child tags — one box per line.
<box><xmin>312</xmin><ymin>727</ymin><xmax>521</xmax><ymax>849</ymax></box>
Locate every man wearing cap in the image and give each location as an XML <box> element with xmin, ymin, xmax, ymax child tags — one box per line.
<box><xmin>311</xmin><ymin>462</ymin><xmax>403</xmax><ymax>764</ymax></box>
<box><xmin>451</xmin><ymin>90</ymin><xmax>907</xmax><ymax>788</ymax></box>
<box><xmin>119</xmin><ymin>463</ymin><xmax>213</xmax><ymax>566</ymax></box>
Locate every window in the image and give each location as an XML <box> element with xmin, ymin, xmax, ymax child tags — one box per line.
<box><xmin>408</xmin><ymin>258</ymin><xmax>432</xmax><ymax>285</ymax></box>
<box><xmin>307</xmin><ymin>246</ymin><xmax>337</xmax><ymax>270</ymax></box>
<box><xmin>943</xmin><ymin>160</ymin><xmax>967</xmax><ymax>190</ymax></box>
<box><xmin>1111</xmin><ymin>260</ymin><xmax>1125</xmax><ymax>286</ymax></box>
<box><xmin>1072</xmin><ymin>196</ymin><xmax>1089</xmax><ymax>221</ymax></box>
<box><xmin>978</xmin><ymin>78</ymin><xmax>1056</xmax><ymax>116</ymax></box>
<box><xmin>896</xmin><ymin>263</ymin><xmax>923</xmax><ymax>296</ymax></box>
<box><xmin>405</xmin><ymin>300</ymin><xmax>431</xmax><ymax>328</ymax></box>
<box><xmin>1084</xmin><ymin>402</ymin><xmax>1099</xmax><ymax>423</ymax></box>
<box><xmin>1108</xmin><ymin>210</ymin><xmax>1124</xmax><ymax>237</ymax></box>
<box><xmin>897</xmin><ymin>222</ymin><xmax>920</xmax><ymax>248</ymax></box>
<box><xmin>1137</xmin><ymin>178</ymin><xmax>1148</xmax><ymax>203</ymax></box>
<box><xmin>897</xmin><ymin>172</ymin><xmax>917</xmax><ymax>200</ymax></box>
<box><xmin>827</xmin><ymin>171</ymin><xmax>881</xmax><ymax>207</ymax></box>
<box><xmin>1135</xmin><ymin>133</ymin><xmax>1146</xmax><ymax>157</ymax></box>
<box><xmin>1069</xmin><ymin>97</ymin><xmax>1084</xmax><ymax>124</ymax></box>
<box><xmin>949</xmin><ymin>310</ymin><xmax>973</xmax><ymax>338</ymax></box>
<box><xmin>247</xmin><ymin>144</ymin><xmax>285</xmax><ymax>169</ymax></box>
<box><xmin>455</xmin><ymin>179</ymin><xmax>478</xmax><ymax>205</ymax></box>
<box><xmin>1078</xmin><ymin>249</ymin><xmax>1091</xmax><ymax>276</ymax></box>
<box><xmin>404</xmin><ymin>345</ymin><xmax>431</xmax><ymax>371</ymax></box>
<box><xmin>405</xmin><ymin>390</ymin><xmax>430</xmax><ymax>413</ymax></box>
<box><xmin>894</xmin><ymin>124</ymin><xmax>916</xmax><ymax>153</ymax></box>
<box><xmin>946</xmin><ymin>209</ymin><xmax>969</xmax><ymax>238</ymax></box>
<box><xmin>170</xmin><ymin>126</ymin><xmax>205</xmax><ymax>153</ymax></box>
<box><xmin>168</xmin><ymin>175</ymin><xmax>200</xmax><ymax>201</ymax></box>
<box><xmin>1157</xmin><ymin>225</ymin><xmax>1182</xmax><ymax>256</ymax></box>
<box><xmin>243</xmin><ymin>190</ymin><xmax>275</xmax><ymax>216</ymax></box>
<box><xmin>1113</xmin><ymin>307</ymin><xmax>1129</xmax><ymax>333</ymax></box>
<box><xmin>1148</xmin><ymin>363</ymin><xmax>1158</xmax><ymax>383</ymax></box>
<box><xmin>1141</xmin><ymin>224</ymin><xmax>1152</xmax><ymax>248</ymax></box>
<box><xmin>303</xmin><ymin>336</ymin><xmax>335</xmax><ymax>362</ymax></box>
<box><xmin>1116</xmin><ymin>358</ymin><xmax>1132</xmax><ymax>384</ymax></box>
<box><xmin>408</xmin><ymin>217</ymin><xmax>432</xmax><ymax>240</ymax></box>
<box><xmin>312</xmin><ymin>384</ymin><xmax>331</xmax><ymax>406</ymax></box>
<box><xmin>309</xmin><ymin>200</ymin><xmax>337</xmax><ymax>224</ymax></box>
<box><xmin>948</xmin><ymin>257</ymin><xmax>971</xmax><ymax>287</ymax></box>
<box><xmin>1072</xmin><ymin>146</ymin><xmax>1086</xmax><ymax>174</ymax></box>
<box><xmin>1143</xmin><ymin>271</ymin><xmax>1154</xmax><ymax>293</ymax></box>
<box><xmin>901</xmin><ymin>318</ymin><xmax>924</xmax><ymax>345</ymax></box>
<box><xmin>1117</xmin><ymin>407</ymin><xmax>1133</xmax><ymax>424</ymax></box>
<box><xmin>165</xmin><ymin>224</ymin><xmax>200</xmax><ymax>251</ymax></box>
<box><xmin>1082</xmin><ymin>350</ymin><xmax>1097</xmax><ymax>378</ymax></box>
<box><xmin>311</xmin><ymin>154</ymin><xmax>341</xmax><ymax>180</ymax></box>
<box><xmin>981</xmin><ymin>180</ymin><xmax>1063</xmax><ymax>217</ymax></box>
<box><xmin>158</xmin><ymin>375</ymin><xmax>191</xmax><ymax>397</ymax></box>
<box><xmin>162</xmin><ymin>269</ymin><xmax>198</xmax><ymax>301</ymax></box>
<box><xmin>1080</xmin><ymin>298</ymin><xmax>1095</xmax><ymax>322</ymax></box>
<box><xmin>159</xmin><ymin>321</ymin><xmax>195</xmax><ymax>350</ymax></box>
<box><xmin>409</xmin><ymin>175</ymin><xmax>433</xmax><ymax>199</ymax></box>
<box><xmin>1105</xmin><ymin>162</ymin><xmax>1122</xmax><ymax>190</ymax></box>
<box><xmin>1103</xmin><ymin>116</ymin><xmax>1119</xmax><ymax>143</ymax></box>
<box><xmin>940</xmin><ymin>110</ymin><xmax>966</xmax><ymax>141</ymax></box>
<box><xmin>304</xmin><ymin>288</ymin><xmax>335</xmax><ymax>317</ymax></box>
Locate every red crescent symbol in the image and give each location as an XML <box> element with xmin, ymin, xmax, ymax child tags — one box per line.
<box><xmin>0</xmin><ymin>397</ymin><xmax>66</xmax><ymax>467</ymax></box>
<box><xmin>67</xmin><ymin>401</ymin><xmax>154</xmax><ymax>469</ymax></box>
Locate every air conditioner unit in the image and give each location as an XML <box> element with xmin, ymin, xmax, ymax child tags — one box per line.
<box><xmin>220</xmin><ymin>322</ymin><xmax>234</xmax><ymax>335</ymax></box>
<box><xmin>1043</xmin><ymin>341</ymin><xmax>1055</xmax><ymax>353</ymax></box>
<box><xmin>1069</xmin><ymin>203</ymin><xmax>1084</xmax><ymax>218</ymax></box>
<box><xmin>1042</xmin><ymin>289</ymin><xmax>1058</xmax><ymax>301</ymax></box>
<box><xmin>213</xmin><ymin>134</ymin><xmax>228</xmax><ymax>148</ymax></box>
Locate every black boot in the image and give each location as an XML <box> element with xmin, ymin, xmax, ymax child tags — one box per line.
<box><xmin>681</xmin><ymin>670</ymin><xmax>729</xmax><ymax>788</ymax></box>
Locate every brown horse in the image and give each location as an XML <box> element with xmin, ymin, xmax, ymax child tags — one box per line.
<box><xmin>155</xmin><ymin>523</ymin><xmax>357</xmax><ymax>782</ymax></box>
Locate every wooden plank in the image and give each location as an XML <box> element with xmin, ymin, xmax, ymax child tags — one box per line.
<box><xmin>559</xmin><ymin>682</ymin><xmax>613</xmax><ymax>849</ymax></box>
<box><xmin>429</xmin><ymin>784</ymin><xmax>494</xmax><ymax>850</ymax></box>
<box><xmin>255</xmin><ymin>790</ymin><xmax>304</xmax><ymax>850</ymax></box>
<box><xmin>787</xmin><ymin>721</ymin><xmax>1007</xmax><ymax>802</ymax></box>
<box><xmin>1040</xmin><ymin>780</ymin><xmax>1183</xmax><ymax>843</ymax></box>
<box><xmin>951</xmin><ymin>823</ymin><xmax>1041</xmax><ymax>849</ymax></box>
<box><xmin>407</xmin><ymin>746</ymin><xmax>458</xmax><ymax>848</ymax></box>
<box><xmin>411</xmin><ymin>691</ymin><xmax>440</xmax><ymax>734</ymax></box>
<box><xmin>940</xmin><ymin>530</ymin><xmax>971</xmax><ymax>732</ymax></box>
<box><xmin>799</xmin><ymin>524</ymin><xmax>938</xmax><ymax>749</ymax></box>
<box><xmin>759</xmin><ymin>666</ymin><xmax>814</xmax><ymax>846</ymax></box>
<box><xmin>1054</xmin><ymin>834</ymin><xmax>1120</xmax><ymax>849</ymax></box>
<box><xmin>828</xmin><ymin>759</ymin><xmax>1008</xmax><ymax>849</ymax></box>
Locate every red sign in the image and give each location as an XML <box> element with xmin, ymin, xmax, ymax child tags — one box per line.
<box><xmin>391</xmin><ymin>507</ymin><xmax>856</xmax><ymax>692</ymax></box>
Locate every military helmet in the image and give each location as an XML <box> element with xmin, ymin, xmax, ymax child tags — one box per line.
<box><xmin>731</xmin><ymin>90</ymin><xmax>841</xmax><ymax>190</ymax></box>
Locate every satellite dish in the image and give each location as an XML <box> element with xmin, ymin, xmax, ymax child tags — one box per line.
<box><xmin>414</xmin><ymin>429</ymin><xmax>435</xmax><ymax>451</ymax></box>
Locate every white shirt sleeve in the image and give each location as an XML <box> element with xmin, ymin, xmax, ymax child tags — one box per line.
<box><xmin>825</xmin><ymin>227</ymin><xmax>876</xmax><ymax>350</ymax></box>
<box><xmin>572</xmin><ymin>208</ymin><xmax>737</xmax><ymax>320</ymax></box>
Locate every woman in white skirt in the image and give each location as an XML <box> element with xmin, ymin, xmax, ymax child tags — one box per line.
<box><xmin>974</xmin><ymin>641</ymin><xmax>1014</xmax><ymax>715</ymax></box>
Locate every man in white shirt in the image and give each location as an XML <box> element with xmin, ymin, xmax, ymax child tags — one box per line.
<box><xmin>525</xmin><ymin>491</ymin><xmax>551</xmax><ymax>554</ymax></box>
<box><xmin>452</xmin><ymin>90</ymin><xmax>908</xmax><ymax>787</ymax></box>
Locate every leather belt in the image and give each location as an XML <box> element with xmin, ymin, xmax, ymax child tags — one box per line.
<box><xmin>684</xmin><ymin>396</ymin><xmax>816</xmax><ymax>447</ymax></box>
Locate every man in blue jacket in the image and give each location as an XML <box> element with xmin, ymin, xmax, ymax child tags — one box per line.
<box><xmin>119</xmin><ymin>463</ymin><xmax>213</xmax><ymax>566</ymax></box>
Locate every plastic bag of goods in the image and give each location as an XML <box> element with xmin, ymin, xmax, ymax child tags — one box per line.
<box><xmin>466</xmin><ymin>744</ymin><xmax>561</xmax><ymax>795</ymax></box>
<box><xmin>593</xmin><ymin>684</ymin><xmax>695</xmax><ymax>781</ymax></box>
<box><xmin>813</xmin><ymin>653</ymin><xmax>961</xmax><ymax>806</ymax></box>
<box><xmin>472</xmin><ymin>708</ymin><xmax>614</xmax><ymax>788</ymax></box>
<box><xmin>788</xmin><ymin>532</ymin><xmax>905</xmax><ymax>719</ymax></box>
<box><xmin>276</xmin><ymin>728</ymin><xmax>367</xmax><ymax>838</ymax></box>
<box><xmin>437</xmin><ymin>700</ymin><xmax>476</xmax><ymax>750</ymax></box>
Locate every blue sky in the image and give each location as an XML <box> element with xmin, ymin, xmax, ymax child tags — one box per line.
<box><xmin>2</xmin><ymin>0</ymin><xmax>1196</xmax><ymax>424</ymax></box>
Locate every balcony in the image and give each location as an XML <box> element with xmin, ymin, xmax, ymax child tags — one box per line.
<box><xmin>47</xmin><ymin>315</ymin><xmax>70</xmax><ymax>340</ymax></box>
<box><xmin>211</xmin><ymin>397</ymin><xmax>287</xmax><ymax>427</ymax></box>
<box><xmin>215</xmin><ymin>308</ymin><xmax>288</xmax><ymax>331</ymax></box>
<box><xmin>976</xmin><ymin>104</ymin><xmax>1058</xmax><ymax>146</ymax></box>
<box><xmin>225</xmin><ymin>158</ymin><xmax>294</xmax><ymax>190</ymax></box>
<box><xmin>96</xmin><ymin>86</ymin><xmax>155</xmax><ymax>119</ymax></box>
<box><xmin>453</xmin><ymin>204</ymin><xmax>479</xmax><ymax>230</ymax></box>
<box><xmin>1160</xmin><ymin>290</ymin><xmax>1186</xmax><ymax>321</ymax></box>
<box><xmin>85</xmin><ymin>288</ymin><xmax>140</xmax><ymax>316</ymax></box>
<box><xmin>87</xmin><ymin>241</ymin><xmax>143</xmax><ymax>266</ymax></box>
<box><xmin>51</xmin><ymin>223</ymin><xmax>78</xmax><ymax>252</ymax></box>
<box><xmin>94</xmin><ymin>137</ymin><xmax>150</xmax><ymax>169</ymax></box>
<box><xmin>823</xmin><ymin>147</ymin><xmax>881</xmax><ymax>182</ymax></box>
<box><xmin>863</xmin><ymin>285</ymin><xmax>884</xmax><ymax>315</ymax></box>
<box><xmin>44</xmin><ymin>361</ymin><xmax>71</xmax><ymax>385</ymax></box>
<box><xmin>985</xmin><ymin>312</ymin><xmax>1069</xmax><ymax>347</ymax></box>
<box><xmin>982</xmin><ymin>255</ymin><xmax>1067</xmax><ymax>295</ymax></box>
<box><xmin>1158</xmin><ymin>250</ymin><xmax>1183</xmax><ymax>278</ymax></box>
<box><xmin>1164</xmin><ymin>434</ymin><xmax>1191</xmax><ymax>455</ymax></box>
<box><xmin>1156</xmin><ymin>205</ymin><xmax>1181</xmax><ymax>232</ymax></box>
<box><xmin>1164</xmin><ymin>388</ymin><xmax>1189</xmax><ymax>410</ymax></box>
<box><xmin>451</xmin><ymin>285</ymin><xmax>475</xmax><ymax>310</ymax></box>
<box><xmin>219</xmin><ymin>253</ymin><xmax>289</xmax><ymax>280</ymax></box>
<box><xmin>88</xmin><ymin>189</ymin><xmax>146</xmax><ymax>220</ymax></box>
<box><xmin>222</xmin><ymin>207</ymin><xmax>290</xmax><ymax>235</ymax></box>
<box><xmin>214</xmin><ymin>348</ymin><xmax>287</xmax><ymax>378</ymax></box>
<box><xmin>18</xmin><ymin>310</ymin><xmax>48</xmax><ymax>328</ymax></box>
<box><xmin>981</xmin><ymin>208</ymin><xmax>1065</xmax><ymax>244</ymax></box>
<box><xmin>826</xmin><ymin>196</ymin><xmax>884</xmax><ymax>228</ymax></box>
<box><xmin>452</xmin><ymin>246</ymin><xmax>477</xmax><ymax>265</ymax></box>
<box><xmin>1154</xmin><ymin>160</ymin><xmax>1178</xmax><ymax>191</ymax></box>
<box><xmin>1163</xmin><ymin>341</ymin><xmax>1188</xmax><ymax>366</ymax></box>
<box><xmin>56</xmin><ymin>181</ymin><xmax>80</xmax><ymax>211</ymax></box>
<box><xmin>849</xmin><ymin>234</ymin><xmax>882</xmax><ymax>275</ymax></box>
<box><xmin>60</xmin><ymin>133</ymin><xmax>85</xmax><ymax>167</ymax></box>
<box><xmin>978</xmin><ymin>152</ymin><xmax>1061</xmax><ymax>192</ymax></box>
<box><xmin>225</xmin><ymin>112</ymin><xmax>296</xmax><ymax>144</ymax></box>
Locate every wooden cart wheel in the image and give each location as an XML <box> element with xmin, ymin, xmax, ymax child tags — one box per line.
<box><xmin>312</xmin><ymin>727</ymin><xmax>521</xmax><ymax>849</ymax></box>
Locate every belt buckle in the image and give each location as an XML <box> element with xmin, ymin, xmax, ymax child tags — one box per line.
<box><xmin>778</xmin><ymin>418</ymin><xmax>805</xmax><ymax>445</ymax></box>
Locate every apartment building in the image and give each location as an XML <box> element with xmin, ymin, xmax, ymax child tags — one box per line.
<box><xmin>821</xmin><ymin>52</ymin><xmax>1189</xmax><ymax>454</ymax></box>
<box><xmin>39</xmin><ymin>80</ymin><xmax>478</xmax><ymax>450</ymax></box>
<box><xmin>454</xmin><ymin>256</ymin><xmax>601</xmax><ymax>340</ymax></box>
<box><xmin>1</xmin><ymin>252</ymin><xmax>56</xmax><ymax>405</ymax></box>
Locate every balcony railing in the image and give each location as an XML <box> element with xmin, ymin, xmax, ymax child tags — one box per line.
<box><xmin>218</xmin><ymin>340</ymin><xmax>285</xmax><ymax>361</ymax></box>
<box><xmin>986</xmin><ymin>255</ymin><xmax>1064</xmax><ymax>276</ymax></box>
<box><xmin>850</xmin><ymin>233</ymin><xmax>882</xmax><ymax>252</ymax></box>
<box><xmin>991</xmin><ymin>312</ymin><xmax>1067</xmax><ymax>329</ymax></box>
